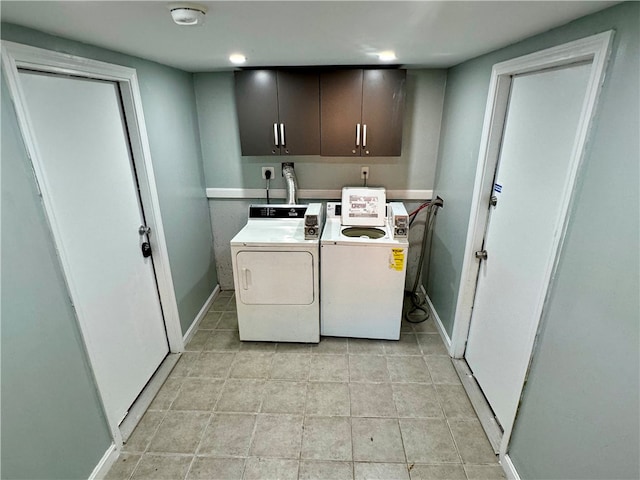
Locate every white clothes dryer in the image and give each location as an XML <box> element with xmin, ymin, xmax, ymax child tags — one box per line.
<box><xmin>231</xmin><ymin>204</ymin><xmax>323</xmax><ymax>343</ymax></box>
<box><xmin>320</xmin><ymin>189</ymin><xmax>409</xmax><ymax>340</ymax></box>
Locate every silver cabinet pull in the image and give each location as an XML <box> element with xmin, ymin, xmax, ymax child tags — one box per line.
<box><xmin>280</xmin><ymin>123</ymin><xmax>285</xmax><ymax>146</ymax></box>
<box><xmin>273</xmin><ymin>123</ymin><xmax>279</xmax><ymax>146</ymax></box>
<box><xmin>363</xmin><ymin>124</ymin><xmax>367</xmax><ymax>147</ymax></box>
<box><xmin>356</xmin><ymin>123</ymin><xmax>361</xmax><ymax>146</ymax></box>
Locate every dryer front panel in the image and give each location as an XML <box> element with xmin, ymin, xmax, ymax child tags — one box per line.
<box><xmin>235</xmin><ymin>250</ymin><xmax>314</xmax><ymax>305</ymax></box>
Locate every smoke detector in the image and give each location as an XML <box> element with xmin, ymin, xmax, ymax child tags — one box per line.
<box><xmin>169</xmin><ymin>3</ymin><xmax>208</xmax><ymax>26</ymax></box>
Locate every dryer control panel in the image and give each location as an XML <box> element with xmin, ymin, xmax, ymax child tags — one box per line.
<box><xmin>249</xmin><ymin>205</ymin><xmax>308</xmax><ymax>218</ymax></box>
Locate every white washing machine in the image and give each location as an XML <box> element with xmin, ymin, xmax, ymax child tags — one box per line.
<box><xmin>231</xmin><ymin>204</ymin><xmax>323</xmax><ymax>343</ymax></box>
<box><xmin>321</xmin><ymin>188</ymin><xmax>409</xmax><ymax>340</ymax></box>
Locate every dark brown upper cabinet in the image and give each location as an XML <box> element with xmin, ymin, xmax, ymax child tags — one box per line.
<box><xmin>234</xmin><ymin>70</ymin><xmax>320</xmax><ymax>156</ymax></box>
<box><xmin>320</xmin><ymin>69</ymin><xmax>406</xmax><ymax>156</ymax></box>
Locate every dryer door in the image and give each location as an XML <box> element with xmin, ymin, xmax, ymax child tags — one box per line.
<box><xmin>235</xmin><ymin>251</ymin><xmax>314</xmax><ymax>305</ymax></box>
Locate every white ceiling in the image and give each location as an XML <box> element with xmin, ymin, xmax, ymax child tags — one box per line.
<box><xmin>1</xmin><ymin>1</ymin><xmax>617</xmax><ymax>72</ymax></box>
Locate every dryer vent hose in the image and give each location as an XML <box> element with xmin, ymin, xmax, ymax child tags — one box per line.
<box><xmin>406</xmin><ymin>197</ymin><xmax>444</xmax><ymax>323</ymax></box>
<box><xmin>282</xmin><ymin>162</ymin><xmax>298</xmax><ymax>205</ymax></box>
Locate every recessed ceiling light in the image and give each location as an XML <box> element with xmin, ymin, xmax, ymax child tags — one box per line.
<box><xmin>378</xmin><ymin>51</ymin><xmax>398</xmax><ymax>62</ymax></box>
<box><xmin>229</xmin><ymin>54</ymin><xmax>247</xmax><ymax>65</ymax></box>
<box><xmin>168</xmin><ymin>3</ymin><xmax>207</xmax><ymax>26</ymax></box>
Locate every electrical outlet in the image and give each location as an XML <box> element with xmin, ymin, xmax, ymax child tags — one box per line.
<box><xmin>360</xmin><ymin>166</ymin><xmax>370</xmax><ymax>179</ymax></box>
<box><xmin>262</xmin><ymin>167</ymin><xmax>275</xmax><ymax>180</ymax></box>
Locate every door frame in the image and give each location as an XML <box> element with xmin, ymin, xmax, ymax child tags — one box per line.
<box><xmin>1</xmin><ymin>41</ymin><xmax>185</xmax><ymax>439</ymax></box>
<box><xmin>448</xmin><ymin>31</ymin><xmax>613</xmax><ymax>460</ymax></box>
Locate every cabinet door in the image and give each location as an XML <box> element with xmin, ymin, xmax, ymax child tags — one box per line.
<box><xmin>362</xmin><ymin>69</ymin><xmax>406</xmax><ymax>156</ymax></box>
<box><xmin>320</xmin><ymin>70</ymin><xmax>363</xmax><ymax>156</ymax></box>
<box><xmin>277</xmin><ymin>70</ymin><xmax>320</xmax><ymax>155</ymax></box>
<box><xmin>235</xmin><ymin>70</ymin><xmax>280</xmax><ymax>155</ymax></box>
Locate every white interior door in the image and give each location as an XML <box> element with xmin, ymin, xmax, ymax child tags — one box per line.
<box><xmin>18</xmin><ymin>71</ymin><xmax>169</xmax><ymax>425</ymax></box>
<box><xmin>465</xmin><ymin>63</ymin><xmax>591</xmax><ymax>429</ymax></box>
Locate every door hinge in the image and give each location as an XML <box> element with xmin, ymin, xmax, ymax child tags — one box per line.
<box><xmin>475</xmin><ymin>250</ymin><xmax>488</xmax><ymax>260</ymax></box>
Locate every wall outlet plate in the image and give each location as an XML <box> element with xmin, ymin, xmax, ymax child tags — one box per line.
<box><xmin>262</xmin><ymin>167</ymin><xmax>275</xmax><ymax>180</ymax></box>
<box><xmin>361</xmin><ymin>166</ymin><xmax>370</xmax><ymax>179</ymax></box>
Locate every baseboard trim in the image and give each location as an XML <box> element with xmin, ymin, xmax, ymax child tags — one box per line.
<box><xmin>502</xmin><ymin>453</ymin><xmax>521</xmax><ymax>480</ymax></box>
<box><xmin>88</xmin><ymin>442</ymin><xmax>118</xmax><ymax>479</ymax></box>
<box><xmin>423</xmin><ymin>290</ymin><xmax>453</xmax><ymax>356</ymax></box>
<box><xmin>182</xmin><ymin>285</ymin><xmax>220</xmax><ymax>345</ymax></box>
<box><xmin>206</xmin><ymin>187</ymin><xmax>433</xmax><ymax>201</ymax></box>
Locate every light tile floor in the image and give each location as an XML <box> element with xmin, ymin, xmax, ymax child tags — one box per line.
<box><xmin>106</xmin><ymin>291</ymin><xmax>506</xmax><ymax>480</ymax></box>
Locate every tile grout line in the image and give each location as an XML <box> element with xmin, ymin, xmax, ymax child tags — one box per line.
<box><xmin>125</xmin><ymin>403</ymin><xmax>171</xmax><ymax>478</ymax></box>
<box><xmin>300</xmin><ymin>348</ymin><xmax>311</xmax><ymax>473</ymax></box>
<box><xmin>382</xmin><ymin>350</ymin><xmax>412</xmax><ymax>477</ymax></box>
<box><xmin>183</xmin><ymin>348</ymin><xmax>231</xmax><ymax>480</ymax></box>
<box><xmin>122</xmin><ymin>452</ymin><xmax>143</xmax><ymax>480</ymax></box>
<box><xmin>348</xmin><ymin>337</ymin><xmax>356</xmax><ymax>480</ymax></box>
<box><xmin>426</xmin><ymin>359</ymin><xmax>467</xmax><ymax>474</ymax></box>
<box><xmin>241</xmin><ymin>346</ymin><xmax>272</xmax><ymax>473</ymax></box>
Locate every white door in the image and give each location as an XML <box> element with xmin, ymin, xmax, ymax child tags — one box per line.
<box><xmin>18</xmin><ymin>71</ymin><xmax>169</xmax><ymax>425</ymax></box>
<box><xmin>465</xmin><ymin>63</ymin><xmax>591</xmax><ymax>429</ymax></box>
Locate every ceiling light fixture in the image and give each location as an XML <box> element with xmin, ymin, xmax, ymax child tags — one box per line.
<box><xmin>378</xmin><ymin>51</ymin><xmax>398</xmax><ymax>62</ymax></box>
<box><xmin>168</xmin><ymin>3</ymin><xmax>207</xmax><ymax>26</ymax></box>
<box><xmin>229</xmin><ymin>54</ymin><xmax>247</xmax><ymax>65</ymax></box>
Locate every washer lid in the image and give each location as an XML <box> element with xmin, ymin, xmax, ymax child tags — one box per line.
<box><xmin>341</xmin><ymin>187</ymin><xmax>386</xmax><ymax>227</ymax></box>
<box><xmin>321</xmin><ymin>217</ymin><xmax>408</xmax><ymax>247</ymax></box>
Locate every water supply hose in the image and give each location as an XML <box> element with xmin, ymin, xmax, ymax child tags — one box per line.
<box><xmin>405</xmin><ymin>197</ymin><xmax>444</xmax><ymax>323</ymax></box>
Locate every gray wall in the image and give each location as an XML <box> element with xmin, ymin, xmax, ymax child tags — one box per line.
<box><xmin>428</xmin><ymin>3</ymin><xmax>639</xmax><ymax>479</ymax></box>
<box><xmin>1</xmin><ymin>75</ymin><xmax>112</xmax><ymax>479</ymax></box>
<box><xmin>194</xmin><ymin>70</ymin><xmax>447</xmax><ymax>288</ymax></box>
<box><xmin>1</xmin><ymin>23</ymin><xmax>218</xmax><ymax>333</ymax></box>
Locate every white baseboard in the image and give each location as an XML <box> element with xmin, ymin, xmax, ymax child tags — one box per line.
<box><xmin>424</xmin><ymin>291</ymin><xmax>453</xmax><ymax>356</ymax></box>
<box><xmin>89</xmin><ymin>443</ymin><xmax>118</xmax><ymax>479</ymax></box>
<box><xmin>183</xmin><ymin>285</ymin><xmax>220</xmax><ymax>345</ymax></box>
<box><xmin>502</xmin><ymin>453</ymin><xmax>521</xmax><ymax>480</ymax></box>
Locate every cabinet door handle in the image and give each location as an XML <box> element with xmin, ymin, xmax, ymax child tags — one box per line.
<box><xmin>273</xmin><ymin>123</ymin><xmax>279</xmax><ymax>146</ymax></box>
<box><xmin>280</xmin><ymin>123</ymin><xmax>285</xmax><ymax>146</ymax></box>
<box><xmin>356</xmin><ymin>123</ymin><xmax>361</xmax><ymax>146</ymax></box>
<box><xmin>363</xmin><ymin>124</ymin><xmax>367</xmax><ymax>147</ymax></box>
